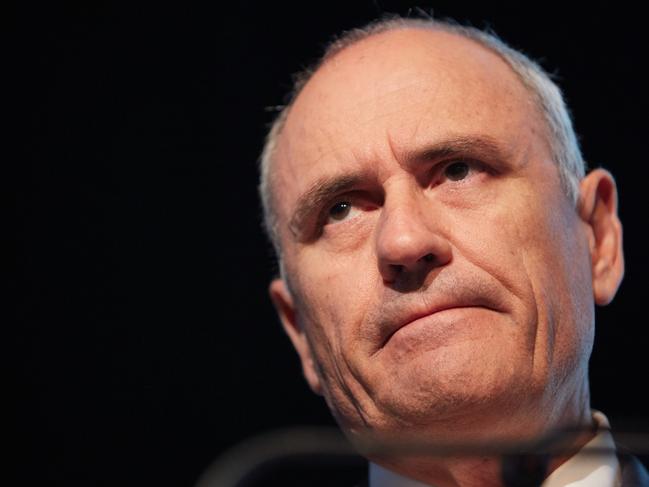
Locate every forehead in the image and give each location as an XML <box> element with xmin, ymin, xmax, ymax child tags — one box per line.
<box><xmin>273</xmin><ymin>28</ymin><xmax>545</xmax><ymax>224</ymax></box>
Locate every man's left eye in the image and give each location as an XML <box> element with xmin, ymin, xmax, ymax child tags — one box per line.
<box><xmin>443</xmin><ymin>161</ymin><xmax>471</xmax><ymax>181</ymax></box>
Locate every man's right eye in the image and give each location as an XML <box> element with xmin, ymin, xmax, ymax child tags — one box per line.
<box><xmin>328</xmin><ymin>201</ymin><xmax>352</xmax><ymax>222</ymax></box>
<box><xmin>321</xmin><ymin>194</ymin><xmax>377</xmax><ymax>230</ymax></box>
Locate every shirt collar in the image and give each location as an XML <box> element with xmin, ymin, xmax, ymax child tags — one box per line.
<box><xmin>541</xmin><ymin>410</ymin><xmax>620</xmax><ymax>487</ymax></box>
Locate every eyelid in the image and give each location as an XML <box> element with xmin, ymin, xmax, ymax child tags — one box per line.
<box><xmin>440</xmin><ymin>157</ymin><xmax>482</xmax><ymax>170</ymax></box>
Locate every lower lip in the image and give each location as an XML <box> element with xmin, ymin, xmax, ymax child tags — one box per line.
<box><xmin>384</xmin><ymin>307</ymin><xmax>492</xmax><ymax>354</ymax></box>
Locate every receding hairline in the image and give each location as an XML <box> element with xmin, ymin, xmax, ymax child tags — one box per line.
<box><xmin>273</xmin><ymin>23</ymin><xmax>534</xmax><ymax>144</ymax></box>
<box><xmin>260</xmin><ymin>17</ymin><xmax>585</xmax><ymax>261</ymax></box>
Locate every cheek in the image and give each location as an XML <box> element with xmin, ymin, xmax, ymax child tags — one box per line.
<box><xmin>289</xmin><ymin>254</ymin><xmax>382</xmax><ymax>429</ymax></box>
<box><xmin>446</xmin><ymin>181</ymin><xmax>577</xmax><ymax>342</ymax></box>
<box><xmin>292</xmin><ymin>247</ymin><xmax>378</xmax><ymax>357</ymax></box>
<box><xmin>488</xmin><ymin>183</ymin><xmax>594</xmax><ymax>370</ymax></box>
<box><xmin>449</xmin><ymin>196</ymin><xmax>536</xmax><ymax>307</ymax></box>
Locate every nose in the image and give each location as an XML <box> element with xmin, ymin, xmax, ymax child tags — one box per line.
<box><xmin>375</xmin><ymin>189</ymin><xmax>452</xmax><ymax>286</ymax></box>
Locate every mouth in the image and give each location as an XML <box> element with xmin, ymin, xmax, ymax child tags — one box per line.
<box><xmin>377</xmin><ymin>303</ymin><xmax>497</xmax><ymax>352</ymax></box>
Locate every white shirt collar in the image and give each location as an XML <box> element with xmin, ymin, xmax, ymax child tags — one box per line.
<box><xmin>369</xmin><ymin>463</ymin><xmax>431</xmax><ymax>487</ymax></box>
<box><xmin>542</xmin><ymin>410</ymin><xmax>620</xmax><ymax>487</ymax></box>
<box><xmin>369</xmin><ymin>411</ymin><xmax>620</xmax><ymax>487</ymax></box>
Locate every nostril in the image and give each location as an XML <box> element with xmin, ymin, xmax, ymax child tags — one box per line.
<box><xmin>381</xmin><ymin>264</ymin><xmax>404</xmax><ymax>285</ymax></box>
<box><xmin>422</xmin><ymin>253</ymin><xmax>435</xmax><ymax>262</ymax></box>
<box><xmin>389</xmin><ymin>263</ymin><xmax>404</xmax><ymax>276</ymax></box>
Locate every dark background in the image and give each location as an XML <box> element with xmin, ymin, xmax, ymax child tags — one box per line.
<box><xmin>15</xmin><ymin>1</ymin><xmax>648</xmax><ymax>486</ymax></box>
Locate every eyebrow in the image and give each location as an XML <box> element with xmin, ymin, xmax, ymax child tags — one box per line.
<box><xmin>287</xmin><ymin>135</ymin><xmax>512</xmax><ymax>240</ymax></box>
<box><xmin>402</xmin><ymin>135</ymin><xmax>510</xmax><ymax>168</ymax></box>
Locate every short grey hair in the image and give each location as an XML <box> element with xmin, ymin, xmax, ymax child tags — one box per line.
<box><xmin>259</xmin><ymin>15</ymin><xmax>586</xmax><ymax>259</ymax></box>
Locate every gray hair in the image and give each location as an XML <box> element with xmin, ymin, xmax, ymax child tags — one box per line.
<box><xmin>259</xmin><ymin>16</ymin><xmax>586</xmax><ymax>260</ymax></box>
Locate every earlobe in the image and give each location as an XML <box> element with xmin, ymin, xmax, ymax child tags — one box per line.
<box><xmin>269</xmin><ymin>278</ymin><xmax>323</xmax><ymax>395</ymax></box>
<box><xmin>577</xmin><ymin>169</ymin><xmax>625</xmax><ymax>305</ymax></box>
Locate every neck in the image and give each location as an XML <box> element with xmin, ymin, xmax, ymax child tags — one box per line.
<box><xmin>364</xmin><ymin>401</ymin><xmax>595</xmax><ymax>486</ymax></box>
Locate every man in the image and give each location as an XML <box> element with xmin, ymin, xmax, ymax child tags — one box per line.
<box><xmin>257</xmin><ymin>16</ymin><xmax>647</xmax><ymax>486</ymax></box>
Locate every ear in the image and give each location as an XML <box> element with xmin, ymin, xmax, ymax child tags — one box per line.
<box><xmin>577</xmin><ymin>168</ymin><xmax>624</xmax><ymax>305</ymax></box>
<box><xmin>269</xmin><ymin>278</ymin><xmax>323</xmax><ymax>395</ymax></box>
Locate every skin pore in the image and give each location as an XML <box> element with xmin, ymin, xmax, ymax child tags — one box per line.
<box><xmin>267</xmin><ymin>28</ymin><xmax>624</xmax><ymax>486</ymax></box>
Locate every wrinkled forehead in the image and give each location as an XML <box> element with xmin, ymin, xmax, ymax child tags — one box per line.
<box><xmin>272</xmin><ymin>28</ymin><xmax>544</xmax><ymax>228</ymax></box>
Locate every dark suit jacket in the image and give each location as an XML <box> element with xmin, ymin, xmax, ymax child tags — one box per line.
<box><xmin>619</xmin><ymin>452</ymin><xmax>649</xmax><ymax>486</ymax></box>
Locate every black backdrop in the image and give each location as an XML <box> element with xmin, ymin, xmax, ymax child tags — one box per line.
<box><xmin>15</xmin><ymin>1</ymin><xmax>648</xmax><ymax>486</ymax></box>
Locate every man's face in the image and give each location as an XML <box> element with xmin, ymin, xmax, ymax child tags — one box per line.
<box><xmin>269</xmin><ymin>29</ymin><xmax>616</xmax><ymax>442</ymax></box>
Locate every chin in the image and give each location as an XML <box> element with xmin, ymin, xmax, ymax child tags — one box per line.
<box><xmin>367</xmin><ymin>354</ymin><xmax>536</xmax><ymax>436</ymax></box>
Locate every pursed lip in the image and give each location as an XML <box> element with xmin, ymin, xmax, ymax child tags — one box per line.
<box><xmin>378</xmin><ymin>300</ymin><xmax>498</xmax><ymax>351</ymax></box>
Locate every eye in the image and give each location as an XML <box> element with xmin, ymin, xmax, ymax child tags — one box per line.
<box><xmin>320</xmin><ymin>193</ymin><xmax>378</xmax><ymax>232</ymax></box>
<box><xmin>443</xmin><ymin>161</ymin><xmax>471</xmax><ymax>181</ymax></box>
<box><xmin>328</xmin><ymin>201</ymin><xmax>352</xmax><ymax>221</ymax></box>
